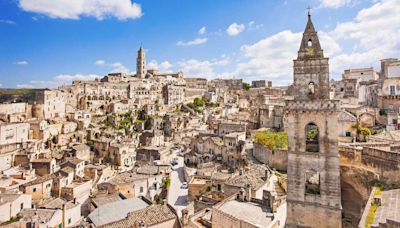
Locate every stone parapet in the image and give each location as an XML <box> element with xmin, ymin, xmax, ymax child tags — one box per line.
<box><xmin>285</xmin><ymin>99</ymin><xmax>340</xmax><ymax>111</ymax></box>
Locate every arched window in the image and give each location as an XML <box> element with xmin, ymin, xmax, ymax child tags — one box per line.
<box><xmin>305</xmin><ymin>169</ymin><xmax>320</xmax><ymax>195</ymax></box>
<box><xmin>308</xmin><ymin>82</ymin><xmax>315</xmax><ymax>95</ymax></box>
<box><xmin>305</xmin><ymin>123</ymin><xmax>319</xmax><ymax>152</ymax></box>
<box><xmin>307</xmin><ymin>39</ymin><xmax>312</xmax><ymax>47</ymax></box>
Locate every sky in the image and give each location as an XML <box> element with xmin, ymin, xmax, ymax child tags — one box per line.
<box><xmin>0</xmin><ymin>0</ymin><xmax>399</xmax><ymax>88</ymax></box>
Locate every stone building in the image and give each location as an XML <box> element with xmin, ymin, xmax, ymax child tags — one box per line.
<box><xmin>379</xmin><ymin>58</ymin><xmax>400</xmax><ymax>111</ymax></box>
<box><xmin>252</xmin><ymin>80</ymin><xmax>272</xmax><ymax>88</ymax></box>
<box><xmin>163</xmin><ymin>84</ymin><xmax>185</xmax><ymax>106</ymax></box>
<box><xmin>285</xmin><ymin>12</ymin><xmax>342</xmax><ymax>228</ymax></box>
<box><xmin>34</xmin><ymin>90</ymin><xmax>67</xmax><ymax>119</ymax></box>
<box><xmin>0</xmin><ymin>102</ymin><xmax>30</xmax><ymax>123</ymax></box>
<box><xmin>0</xmin><ymin>193</ymin><xmax>32</xmax><ymax>223</ymax></box>
<box><xmin>0</xmin><ymin>122</ymin><xmax>30</xmax><ymax>145</ymax></box>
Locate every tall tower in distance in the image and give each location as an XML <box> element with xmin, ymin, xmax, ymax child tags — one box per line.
<box><xmin>285</xmin><ymin>10</ymin><xmax>342</xmax><ymax>228</ymax></box>
<box><xmin>136</xmin><ymin>46</ymin><xmax>147</xmax><ymax>79</ymax></box>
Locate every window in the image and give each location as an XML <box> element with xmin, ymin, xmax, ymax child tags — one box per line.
<box><xmin>345</xmin><ymin>132</ymin><xmax>352</xmax><ymax>137</ymax></box>
<box><xmin>390</xmin><ymin>85</ymin><xmax>396</xmax><ymax>95</ymax></box>
<box><xmin>308</xmin><ymin>82</ymin><xmax>315</xmax><ymax>95</ymax></box>
<box><xmin>305</xmin><ymin>169</ymin><xmax>320</xmax><ymax>195</ymax></box>
<box><xmin>305</xmin><ymin>123</ymin><xmax>319</xmax><ymax>152</ymax></box>
<box><xmin>33</xmin><ymin>188</ymin><xmax>37</xmax><ymax>192</ymax></box>
<box><xmin>140</xmin><ymin>186</ymin><xmax>144</xmax><ymax>193</ymax></box>
<box><xmin>20</xmin><ymin>203</ymin><xmax>24</xmax><ymax>210</ymax></box>
<box><xmin>68</xmin><ymin>218</ymin><xmax>71</xmax><ymax>224</ymax></box>
<box><xmin>307</xmin><ymin>39</ymin><xmax>312</xmax><ymax>47</ymax></box>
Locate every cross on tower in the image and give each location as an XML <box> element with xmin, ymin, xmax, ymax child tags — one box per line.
<box><xmin>307</xmin><ymin>6</ymin><xmax>312</xmax><ymax>17</ymax></box>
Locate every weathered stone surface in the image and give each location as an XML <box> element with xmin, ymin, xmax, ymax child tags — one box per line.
<box><xmin>286</xmin><ymin>12</ymin><xmax>342</xmax><ymax>228</ymax></box>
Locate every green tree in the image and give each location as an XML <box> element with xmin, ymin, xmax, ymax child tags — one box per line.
<box><xmin>193</xmin><ymin>97</ymin><xmax>205</xmax><ymax>107</ymax></box>
<box><xmin>242</xmin><ymin>82</ymin><xmax>251</xmax><ymax>90</ymax></box>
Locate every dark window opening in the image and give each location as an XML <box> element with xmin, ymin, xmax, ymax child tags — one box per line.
<box><xmin>306</xmin><ymin>123</ymin><xmax>319</xmax><ymax>152</ymax></box>
<box><xmin>305</xmin><ymin>169</ymin><xmax>320</xmax><ymax>195</ymax></box>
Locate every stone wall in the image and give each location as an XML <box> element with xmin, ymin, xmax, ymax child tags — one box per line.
<box><xmin>286</xmin><ymin>201</ymin><xmax>342</xmax><ymax>228</ymax></box>
<box><xmin>252</xmin><ymin>143</ymin><xmax>287</xmax><ymax>171</ymax></box>
<box><xmin>339</xmin><ymin>144</ymin><xmax>400</xmax><ymax>185</ymax></box>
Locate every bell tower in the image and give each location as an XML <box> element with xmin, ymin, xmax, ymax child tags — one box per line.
<box><xmin>285</xmin><ymin>11</ymin><xmax>342</xmax><ymax>228</ymax></box>
<box><xmin>292</xmin><ymin>9</ymin><xmax>330</xmax><ymax>100</ymax></box>
<box><xmin>136</xmin><ymin>45</ymin><xmax>147</xmax><ymax>79</ymax></box>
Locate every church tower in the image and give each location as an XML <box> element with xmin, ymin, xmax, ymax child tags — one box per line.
<box><xmin>136</xmin><ymin>46</ymin><xmax>147</xmax><ymax>79</ymax></box>
<box><xmin>285</xmin><ymin>11</ymin><xmax>342</xmax><ymax>228</ymax></box>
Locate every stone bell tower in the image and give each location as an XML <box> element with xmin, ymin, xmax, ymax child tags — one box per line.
<box><xmin>136</xmin><ymin>45</ymin><xmax>147</xmax><ymax>79</ymax></box>
<box><xmin>285</xmin><ymin>11</ymin><xmax>342</xmax><ymax>228</ymax></box>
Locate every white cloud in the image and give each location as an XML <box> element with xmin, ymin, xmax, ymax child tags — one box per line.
<box><xmin>226</xmin><ymin>23</ymin><xmax>245</xmax><ymax>36</ymax></box>
<box><xmin>0</xmin><ymin>19</ymin><xmax>16</xmax><ymax>25</ymax></box>
<box><xmin>177</xmin><ymin>57</ymin><xmax>232</xmax><ymax>79</ymax></box>
<box><xmin>198</xmin><ymin>26</ymin><xmax>206</xmax><ymax>35</ymax></box>
<box><xmin>213</xmin><ymin>58</ymin><xmax>230</xmax><ymax>66</ymax></box>
<box><xmin>147</xmin><ymin>60</ymin><xmax>173</xmax><ymax>72</ymax></box>
<box><xmin>95</xmin><ymin>59</ymin><xmax>105</xmax><ymax>65</ymax></box>
<box><xmin>178</xmin><ymin>59</ymin><xmax>215</xmax><ymax>79</ymax></box>
<box><xmin>319</xmin><ymin>0</ymin><xmax>353</xmax><ymax>8</ymax></box>
<box><xmin>14</xmin><ymin>61</ymin><xmax>28</xmax><ymax>65</ymax></box>
<box><xmin>177</xmin><ymin>38</ymin><xmax>208</xmax><ymax>46</ymax></box>
<box><xmin>110</xmin><ymin>62</ymin><xmax>129</xmax><ymax>73</ymax></box>
<box><xmin>229</xmin><ymin>28</ymin><xmax>341</xmax><ymax>84</ymax></box>
<box><xmin>17</xmin><ymin>74</ymin><xmax>100</xmax><ymax>88</ymax></box>
<box><xmin>18</xmin><ymin>0</ymin><xmax>142</xmax><ymax>20</ymax></box>
<box><xmin>17</xmin><ymin>80</ymin><xmax>59</xmax><ymax>88</ymax></box>
<box><xmin>233</xmin><ymin>30</ymin><xmax>301</xmax><ymax>84</ymax></box>
<box><xmin>55</xmin><ymin>74</ymin><xmax>100</xmax><ymax>81</ymax></box>
<box><xmin>0</xmin><ymin>83</ymin><xmax>3</xmax><ymax>87</ymax></box>
<box><xmin>95</xmin><ymin>60</ymin><xmax>130</xmax><ymax>73</ymax></box>
<box><xmin>248</xmin><ymin>21</ymin><xmax>263</xmax><ymax>30</ymax></box>
<box><xmin>328</xmin><ymin>0</ymin><xmax>400</xmax><ymax>75</ymax></box>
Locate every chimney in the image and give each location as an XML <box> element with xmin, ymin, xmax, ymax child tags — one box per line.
<box><xmin>238</xmin><ymin>188</ymin><xmax>245</xmax><ymax>201</ymax></box>
<box><xmin>182</xmin><ymin>209</ymin><xmax>189</xmax><ymax>227</ymax></box>
<box><xmin>264</xmin><ymin>169</ymin><xmax>270</xmax><ymax>181</ymax></box>
<box><xmin>246</xmin><ymin>184</ymin><xmax>251</xmax><ymax>202</ymax></box>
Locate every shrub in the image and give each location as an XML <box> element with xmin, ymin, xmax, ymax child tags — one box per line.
<box><xmin>242</xmin><ymin>82</ymin><xmax>251</xmax><ymax>90</ymax></box>
<box><xmin>255</xmin><ymin>130</ymin><xmax>288</xmax><ymax>150</ymax></box>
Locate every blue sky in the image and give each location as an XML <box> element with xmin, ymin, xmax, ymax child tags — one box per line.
<box><xmin>0</xmin><ymin>0</ymin><xmax>399</xmax><ymax>88</ymax></box>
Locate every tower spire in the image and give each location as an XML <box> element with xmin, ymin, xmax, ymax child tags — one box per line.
<box><xmin>307</xmin><ymin>6</ymin><xmax>311</xmax><ymax>18</ymax></box>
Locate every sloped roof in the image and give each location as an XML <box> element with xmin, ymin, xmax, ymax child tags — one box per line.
<box><xmin>100</xmin><ymin>204</ymin><xmax>177</xmax><ymax>228</ymax></box>
<box><xmin>88</xmin><ymin>197</ymin><xmax>149</xmax><ymax>227</ymax></box>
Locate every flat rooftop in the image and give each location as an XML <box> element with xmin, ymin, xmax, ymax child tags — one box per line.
<box><xmin>216</xmin><ymin>200</ymin><xmax>273</xmax><ymax>227</ymax></box>
<box><xmin>373</xmin><ymin>189</ymin><xmax>400</xmax><ymax>226</ymax></box>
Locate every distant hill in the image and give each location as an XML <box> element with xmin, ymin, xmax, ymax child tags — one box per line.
<box><xmin>0</xmin><ymin>88</ymin><xmax>46</xmax><ymax>104</ymax></box>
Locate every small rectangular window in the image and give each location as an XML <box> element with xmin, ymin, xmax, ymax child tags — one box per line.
<box><xmin>390</xmin><ymin>85</ymin><xmax>396</xmax><ymax>95</ymax></box>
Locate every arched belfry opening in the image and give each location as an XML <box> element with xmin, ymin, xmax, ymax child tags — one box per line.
<box><xmin>307</xmin><ymin>39</ymin><xmax>312</xmax><ymax>47</ymax></box>
<box><xmin>305</xmin><ymin>123</ymin><xmax>319</xmax><ymax>152</ymax></box>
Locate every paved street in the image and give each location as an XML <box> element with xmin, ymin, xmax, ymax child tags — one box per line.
<box><xmin>167</xmin><ymin>156</ymin><xmax>188</xmax><ymax>218</ymax></box>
